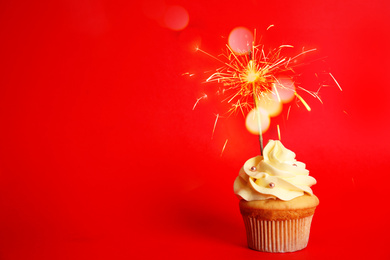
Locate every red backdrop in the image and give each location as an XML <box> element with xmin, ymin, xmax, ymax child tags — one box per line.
<box><xmin>0</xmin><ymin>0</ymin><xmax>389</xmax><ymax>259</ymax></box>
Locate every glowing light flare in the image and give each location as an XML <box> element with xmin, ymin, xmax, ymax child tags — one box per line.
<box><xmin>228</xmin><ymin>27</ymin><xmax>253</xmax><ymax>54</ymax></box>
<box><xmin>246</xmin><ymin>71</ymin><xmax>259</xmax><ymax>83</ymax></box>
<box><xmin>245</xmin><ymin>108</ymin><xmax>270</xmax><ymax>134</ymax></box>
<box><xmin>245</xmin><ymin>63</ymin><xmax>261</xmax><ymax>83</ymax></box>
<box><xmin>163</xmin><ymin>5</ymin><xmax>189</xmax><ymax>31</ymax></box>
<box><xmin>258</xmin><ymin>91</ymin><xmax>283</xmax><ymax>117</ymax></box>
<box><xmin>274</xmin><ymin>77</ymin><xmax>296</xmax><ymax>103</ymax></box>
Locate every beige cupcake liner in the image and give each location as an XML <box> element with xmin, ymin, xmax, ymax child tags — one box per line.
<box><xmin>242</xmin><ymin>215</ymin><xmax>314</xmax><ymax>253</ymax></box>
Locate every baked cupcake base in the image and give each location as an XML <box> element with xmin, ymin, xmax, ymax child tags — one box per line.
<box><xmin>239</xmin><ymin>194</ymin><xmax>319</xmax><ymax>253</ymax></box>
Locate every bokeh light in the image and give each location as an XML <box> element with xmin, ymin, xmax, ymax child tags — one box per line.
<box><xmin>275</xmin><ymin>77</ymin><xmax>296</xmax><ymax>103</ymax></box>
<box><xmin>228</xmin><ymin>27</ymin><xmax>253</xmax><ymax>54</ymax></box>
<box><xmin>163</xmin><ymin>5</ymin><xmax>189</xmax><ymax>31</ymax></box>
<box><xmin>258</xmin><ymin>92</ymin><xmax>283</xmax><ymax>117</ymax></box>
<box><xmin>245</xmin><ymin>108</ymin><xmax>270</xmax><ymax>134</ymax></box>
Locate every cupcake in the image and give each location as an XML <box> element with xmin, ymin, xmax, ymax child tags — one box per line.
<box><xmin>234</xmin><ymin>140</ymin><xmax>319</xmax><ymax>253</ymax></box>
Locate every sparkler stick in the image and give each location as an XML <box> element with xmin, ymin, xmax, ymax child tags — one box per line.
<box><xmin>247</xmin><ymin>44</ymin><xmax>264</xmax><ymax>155</ymax></box>
<box><xmin>252</xmin><ymin>82</ymin><xmax>264</xmax><ymax>155</ymax></box>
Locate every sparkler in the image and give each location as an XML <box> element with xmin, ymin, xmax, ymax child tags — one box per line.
<box><xmin>195</xmin><ymin>29</ymin><xmax>341</xmax><ymax>156</ymax></box>
<box><xmin>198</xmin><ymin>32</ymin><xmax>316</xmax><ymax>155</ymax></box>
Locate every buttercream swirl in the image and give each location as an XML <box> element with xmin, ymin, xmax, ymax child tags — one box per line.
<box><xmin>233</xmin><ymin>140</ymin><xmax>316</xmax><ymax>201</ymax></box>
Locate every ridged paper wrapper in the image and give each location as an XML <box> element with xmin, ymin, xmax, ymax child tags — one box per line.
<box><xmin>241</xmin><ymin>214</ymin><xmax>314</xmax><ymax>252</ymax></box>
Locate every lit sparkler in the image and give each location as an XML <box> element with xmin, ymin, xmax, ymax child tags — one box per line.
<box><xmin>198</xmin><ymin>31</ymin><xmax>316</xmax><ymax>155</ymax></box>
<box><xmin>202</xmin><ymin>42</ymin><xmax>316</xmax><ymax>117</ymax></box>
<box><xmin>195</xmin><ymin>29</ymin><xmax>341</xmax><ymax>156</ymax></box>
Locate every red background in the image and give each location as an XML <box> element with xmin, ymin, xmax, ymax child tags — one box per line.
<box><xmin>0</xmin><ymin>0</ymin><xmax>389</xmax><ymax>259</ymax></box>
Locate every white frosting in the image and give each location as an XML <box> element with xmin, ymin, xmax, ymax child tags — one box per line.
<box><xmin>233</xmin><ymin>140</ymin><xmax>317</xmax><ymax>201</ymax></box>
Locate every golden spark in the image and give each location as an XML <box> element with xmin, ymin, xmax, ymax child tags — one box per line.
<box><xmin>220</xmin><ymin>139</ymin><xmax>228</xmax><ymax>157</ymax></box>
<box><xmin>329</xmin><ymin>72</ymin><xmax>342</xmax><ymax>91</ymax></box>
<box><xmin>211</xmin><ymin>113</ymin><xmax>219</xmax><ymax>139</ymax></box>
<box><xmin>277</xmin><ymin>124</ymin><xmax>281</xmax><ymax>140</ymax></box>
<box><xmin>294</xmin><ymin>92</ymin><xmax>312</xmax><ymax>111</ymax></box>
<box><xmin>192</xmin><ymin>93</ymin><xmax>207</xmax><ymax>110</ymax></box>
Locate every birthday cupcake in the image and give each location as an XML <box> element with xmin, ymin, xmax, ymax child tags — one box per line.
<box><xmin>234</xmin><ymin>140</ymin><xmax>319</xmax><ymax>253</ymax></box>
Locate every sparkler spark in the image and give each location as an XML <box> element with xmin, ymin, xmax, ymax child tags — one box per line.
<box><xmin>192</xmin><ymin>93</ymin><xmax>207</xmax><ymax>110</ymax></box>
<box><xmin>287</xmin><ymin>105</ymin><xmax>292</xmax><ymax>120</ymax></box>
<box><xmin>294</xmin><ymin>92</ymin><xmax>312</xmax><ymax>111</ymax></box>
<box><xmin>277</xmin><ymin>124</ymin><xmax>281</xmax><ymax>140</ymax></box>
<box><xmin>329</xmin><ymin>72</ymin><xmax>342</xmax><ymax>91</ymax></box>
<box><xmin>266</xmin><ymin>24</ymin><xmax>274</xmax><ymax>30</ymax></box>
<box><xmin>220</xmin><ymin>139</ymin><xmax>228</xmax><ymax>157</ymax></box>
<box><xmin>211</xmin><ymin>113</ymin><xmax>219</xmax><ymax>139</ymax></box>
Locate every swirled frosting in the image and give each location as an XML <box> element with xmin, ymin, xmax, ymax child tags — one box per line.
<box><xmin>233</xmin><ymin>140</ymin><xmax>317</xmax><ymax>201</ymax></box>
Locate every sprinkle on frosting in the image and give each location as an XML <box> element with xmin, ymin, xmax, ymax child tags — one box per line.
<box><xmin>233</xmin><ymin>140</ymin><xmax>317</xmax><ymax>201</ymax></box>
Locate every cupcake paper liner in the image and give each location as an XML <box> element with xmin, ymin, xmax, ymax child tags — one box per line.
<box><xmin>242</xmin><ymin>215</ymin><xmax>314</xmax><ymax>253</ymax></box>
